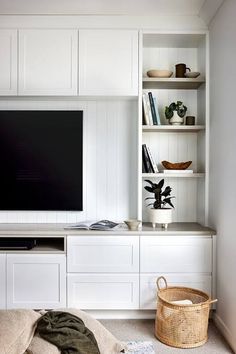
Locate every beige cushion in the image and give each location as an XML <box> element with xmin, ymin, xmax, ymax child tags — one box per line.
<box><xmin>0</xmin><ymin>309</ymin><xmax>41</xmax><ymax>354</ymax></box>
<box><xmin>26</xmin><ymin>308</ymin><xmax>125</xmax><ymax>354</ymax></box>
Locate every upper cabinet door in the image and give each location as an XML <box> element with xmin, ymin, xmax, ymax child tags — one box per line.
<box><xmin>79</xmin><ymin>30</ymin><xmax>139</xmax><ymax>96</ymax></box>
<box><xmin>0</xmin><ymin>29</ymin><xmax>17</xmax><ymax>95</ymax></box>
<box><xmin>19</xmin><ymin>29</ymin><xmax>78</xmax><ymax>95</ymax></box>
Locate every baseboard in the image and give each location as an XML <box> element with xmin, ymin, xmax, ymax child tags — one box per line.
<box><xmin>85</xmin><ymin>310</ymin><xmax>156</xmax><ymax>320</ymax></box>
<box><xmin>213</xmin><ymin>313</ymin><xmax>236</xmax><ymax>353</ymax></box>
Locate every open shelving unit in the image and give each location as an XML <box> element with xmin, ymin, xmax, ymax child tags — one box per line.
<box><xmin>138</xmin><ymin>31</ymin><xmax>209</xmax><ymax>226</ymax></box>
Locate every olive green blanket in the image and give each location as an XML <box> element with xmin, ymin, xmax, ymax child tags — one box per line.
<box><xmin>36</xmin><ymin>311</ymin><xmax>100</xmax><ymax>354</ymax></box>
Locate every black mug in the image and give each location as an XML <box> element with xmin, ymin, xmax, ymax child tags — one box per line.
<box><xmin>175</xmin><ymin>63</ymin><xmax>191</xmax><ymax>78</ymax></box>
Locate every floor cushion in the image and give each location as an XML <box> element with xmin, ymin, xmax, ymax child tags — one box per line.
<box><xmin>26</xmin><ymin>308</ymin><xmax>125</xmax><ymax>354</ymax></box>
<box><xmin>0</xmin><ymin>309</ymin><xmax>41</xmax><ymax>354</ymax></box>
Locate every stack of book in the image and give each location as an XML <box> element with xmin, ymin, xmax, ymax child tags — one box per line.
<box><xmin>142</xmin><ymin>92</ymin><xmax>161</xmax><ymax>125</ymax></box>
<box><xmin>142</xmin><ymin>144</ymin><xmax>159</xmax><ymax>173</ymax></box>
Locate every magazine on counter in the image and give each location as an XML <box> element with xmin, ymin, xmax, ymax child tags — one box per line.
<box><xmin>64</xmin><ymin>220</ymin><xmax>120</xmax><ymax>231</ymax></box>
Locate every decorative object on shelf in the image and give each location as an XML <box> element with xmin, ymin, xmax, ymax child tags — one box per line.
<box><xmin>144</xmin><ymin>179</ymin><xmax>175</xmax><ymax>229</ymax></box>
<box><xmin>147</xmin><ymin>70</ymin><xmax>173</xmax><ymax>78</ymax></box>
<box><xmin>124</xmin><ymin>219</ymin><xmax>142</xmax><ymax>231</ymax></box>
<box><xmin>184</xmin><ymin>71</ymin><xmax>200</xmax><ymax>78</ymax></box>
<box><xmin>165</xmin><ymin>101</ymin><xmax>187</xmax><ymax>125</ymax></box>
<box><xmin>186</xmin><ymin>116</ymin><xmax>195</xmax><ymax>125</ymax></box>
<box><xmin>162</xmin><ymin>160</ymin><xmax>192</xmax><ymax>170</ymax></box>
<box><xmin>175</xmin><ymin>63</ymin><xmax>191</xmax><ymax>78</ymax></box>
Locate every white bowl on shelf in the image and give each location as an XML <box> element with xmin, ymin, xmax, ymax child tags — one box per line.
<box><xmin>184</xmin><ymin>71</ymin><xmax>200</xmax><ymax>78</ymax></box>
<box><xmin>147</xmin><ymin>70</ymin><xmax>173</xmax><ymax>78</ymax></box>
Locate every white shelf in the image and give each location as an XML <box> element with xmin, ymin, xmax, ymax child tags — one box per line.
<box><xmin>142</xmin><ymin>77</ymin><xmax>205</xmax><ymax>90</ymax></box>
<box><xmin>142</xmin><ymin>125</ymin><xmax>205</xmax><ymax>132</ymax></box>
<box><xmin>142</xmin><ymin>173</ymin><xmax>205</xmax><ymax>178</ymax></box>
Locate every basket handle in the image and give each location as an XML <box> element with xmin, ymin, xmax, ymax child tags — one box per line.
<box><xmin>208</xmin><ymin>299</ymin><xmax>218</xmax><ymax>305</ymax></box>
<box><xmin>156</xmin><ymin>276</ymin><xmax>168</xmax><ymax>291</ymax></box>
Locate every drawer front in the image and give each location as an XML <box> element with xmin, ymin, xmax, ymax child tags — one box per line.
<box><xmin>67</xmin><ymin>236</ymin><xmax>139</xmax><ymax>273</ymax></box>
<box><xmin>140</xmin><ymin>273</ymin><xmax>212</xmax><ymax>310</ymax></box>
<box><xmin>140</xmin><ymin>236</ymin><xmax>212</xmax><ymax>273</ymax></box>
<box><xmin>67</xmin><ymin>273</ymin><xmax>139</xmax><ymax>309</ymax></box>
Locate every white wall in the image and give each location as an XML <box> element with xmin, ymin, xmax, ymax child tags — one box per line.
<box><xmin>209</xmin><ymin>0</ymin><xmax>236</xmax><ymax>351</ymax></box>
<box><xmin>0</xmin><ymin>99</ymin><xmax>137</xmax><ymax>223</ymax></box>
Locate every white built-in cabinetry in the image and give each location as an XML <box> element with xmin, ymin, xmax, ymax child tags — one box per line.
<box><xmin>140</xmin><ymin>33</ymin><xmax>208</xmax><ymax>225</ymax></box>
<box><xmin>0</xmin><ymin>29</ymin><xmax>17</xmax><ymax>95</ymax></box>
<box><xmin>7</xmin><ymin>254</ymin><xmax>66</xmax><ymax>309</ymax></box>
<box><xmin>79</xmin><ymin>30</ymin><xmax>138</xmax><ymax>96</ymax></box>
<box><xmin>18</xmin><ymin>29</ymin><xmax>78</xmax><ymax>95</ymax></box>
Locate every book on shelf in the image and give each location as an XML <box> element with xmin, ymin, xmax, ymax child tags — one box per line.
<box><xmin>64</xmin><ymin>220</ymin><xmax>120</xmax><ymax>230</ymax></box>
<box><xmin>146</xmin><ymin>145</ymin><xmax>159</xmax><ymax>173</ymax></box>
<box><xmin>148</xmin><ymin>92</ymin><xmax>158</xmax><ymax>125</ymax></box>
<box><xmin>142</xmin><ymin>93</ymin><xmax>153</xmax><ymax>125</ymax></box>
<box><xmin>142</xmin><ymin>144</ymin><xmax>153</xmax><ymax>173</ymax></box>
<box><xmin>162</xmin><ymin>169</ymin><xmax>194</xmax><ymax>174</ymax></box>
<box><xmin>153</xmin><ymin>96</ymin><xmax>161</xmax><ymax>125</ymax></box>
<box><xmin>142</xmin><ymin>144</ymin><xmax>158</xmax><ymax>173</ymax></box>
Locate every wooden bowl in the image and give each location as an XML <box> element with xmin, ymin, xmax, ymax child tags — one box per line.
<box><xmin>147</xmin><ymin>70</ymin><xmax>173</xmax><ymax>78</ymax></box>
<box><xmin>162</xmin><ymin>160</ymin><xmax>192</xmax><ymax>170</ymax></box>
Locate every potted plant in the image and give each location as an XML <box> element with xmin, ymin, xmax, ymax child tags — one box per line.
<box><xmin>144</xmin><ymin>179</ymin><xmax>175</xmax><ymax>229</ymax></box>
<box><xmin>165</xmin><ymin>101</ymin><xmax>187</xmax><ymax>125</ymax></box>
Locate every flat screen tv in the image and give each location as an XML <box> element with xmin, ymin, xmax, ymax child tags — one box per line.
<box><xmin>0</xmin><ymin>110</ymin><xmax>83</xmax><ymax>211</ymax></box>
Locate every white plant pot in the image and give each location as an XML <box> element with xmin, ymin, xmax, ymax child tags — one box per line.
<box><xmin>169</xmin><ymin>111</ymin><xmax>184</xmax><ymax>125</ymax></box>
<box><xmin>149</xmin><ymin>208</ymin><xmax>172</xmax><ymax>229</ymax></box>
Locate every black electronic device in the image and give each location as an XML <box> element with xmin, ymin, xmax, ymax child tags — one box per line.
<box><xmin>0</xmin><ymin>238</ymin><xmax>36</xmax><ymax>250</ymax></box>
<box><xmin>0</xmin><ymin>110</ymin><xmax>83</xmax><ymax>211</ymax></box>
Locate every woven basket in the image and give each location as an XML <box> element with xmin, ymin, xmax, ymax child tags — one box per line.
<box><xmin>155</xmin><ymin>277</ymin><xmax>217</xmax><ymax>348</ymax></box>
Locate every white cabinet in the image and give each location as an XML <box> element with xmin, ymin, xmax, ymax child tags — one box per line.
<box><xmin>0</xmin><ymin>254</ymin><xmax>6</xmax><ymax>308</ymax></box>
<box><xmin>67</xmin><ymin>235</ymin><xmax>139</xmax><ymax>273</ymax></box>
<box><xmin>0</xmin><ymin>29</ymin><xmax>17</xmax><ymax>95</ymax></box>
<box><xmin>79</xmin><ymin>30</ymin><xmax>138</xmax><ymax>96</ymax></box>
<box><xmin>67</xmin><ymin>235</ymin><xmax>139</xmax><ymax>309</ymax></box>
<box><xmin>7</xmin><ymin>254</ymin><xmax>66</xmax><ymax>309</ymax></box>
<box><xmin>68</xmin><ymin>273</ymin><xmax>139</xmax><ymax>310</ymax></box>
<box><xmin>19</xmin><ymin>29</ymin><xmax>78</xmax><ymax>95</ymax></box>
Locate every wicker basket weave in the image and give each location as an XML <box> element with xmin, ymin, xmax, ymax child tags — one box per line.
<box><xmin>155</xmin><ymin>277</ymin><xmax>217</xmax><ymax>348</ymax></box>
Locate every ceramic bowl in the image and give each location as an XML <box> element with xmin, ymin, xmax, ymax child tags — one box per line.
<box><xmin>147</xmin><ymin>70</ymin><xmax>173</xmax><ymax>78</ymax></box>
<box><xmin>124</xmin><ymin>219</ymin><xmax>142</xmax><ymax>231</ymax></box>
<box><xmin>184</xmin><ymin>71</ymin><xmax>200</xmax><ymax>78</ymax></box>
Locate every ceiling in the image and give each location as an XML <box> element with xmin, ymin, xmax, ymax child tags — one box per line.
<box><xmin>0</xmin><ymin>0</ymin><xmax>224</xmax><ymax>24</ymax></box>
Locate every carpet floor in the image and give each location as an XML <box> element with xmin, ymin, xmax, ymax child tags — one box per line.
<box><xmin>100</xmin><ymin>319</ymin><xmax>233</xmax><ymax>353</ymax></box>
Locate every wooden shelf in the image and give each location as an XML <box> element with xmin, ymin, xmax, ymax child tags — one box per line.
<box><xmin>142</xmin><ymin>173</ymin><xmax>205</xmax><ymax>178</ymax></box>
<box><xmin>142</xmin><ymin>77</ymin><xmax>205</xmax><ymax>90</ymax></box>
<box><xmin>142</xmin><ymin>125</ymin><xmax>205</xmax><ymax>132</ymax></box>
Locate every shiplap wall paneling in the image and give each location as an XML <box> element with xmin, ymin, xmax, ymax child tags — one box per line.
<box><xmin>0</xmin><ymin>99</ymin><xmax>137</xmax><ymax>223</ymax></box>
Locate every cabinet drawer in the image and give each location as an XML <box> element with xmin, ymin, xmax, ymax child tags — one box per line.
<box><xmin>140</xmin><ymin>273</ymin><xmax>212</xmax><ymax>310</ymax></box>
<box><xmin>140</xmin><ymin>236</ymin><xmax>212</xmax><ymax>273</ymax></box>
<box><xmin>67</xmin><ymin>273</ymin><xmax>139</xmax><ymax>309</ymax></box>
<box><xmin>67</xmin><ymin>236</ymin><xmax>139</xmax><ymax>273</ymax></box>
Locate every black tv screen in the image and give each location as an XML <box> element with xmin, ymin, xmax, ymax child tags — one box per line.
<box><xmin>0</xmin><ymin>110</ymin><xmax>83</xmax><ymax>211</ymax></box>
